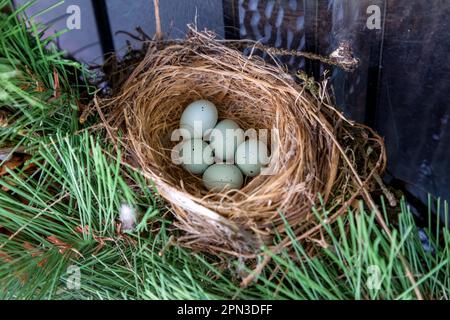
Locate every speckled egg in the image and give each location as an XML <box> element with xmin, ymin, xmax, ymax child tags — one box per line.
<box><xmin>202</xmin><ymin>164</ymin><xmax>244</xmax><ymax>192</ymax></box>
<box><xmin>235</xmin><ymin>139</ymin><xmax>269</xmax><ymax>177</ymax></box>
<box><xmin>180</xmin><ymin>100</ymin><xmax>218</xmax><ymax>139</ymax></box>
<box><xmin>179</xmin><ymin>139</ymin><xmax>214</xmax><ymax>174</ymax></box>
<box><xmin>209</xmin><ymin>119</ymin><xmax>244</xmax><ymax>162</ymax></box>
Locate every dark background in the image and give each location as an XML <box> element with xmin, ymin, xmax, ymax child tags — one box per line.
<box><xmin>14</xmin><ymin>0</ymin><xmax>450</xmax><ymax>206</ymax></box>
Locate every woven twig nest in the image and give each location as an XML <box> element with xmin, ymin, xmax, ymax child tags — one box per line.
<box><xmin>98</xmin><ymin>30</ymin><xmax>386</xmax><ymax>256</ymax></box>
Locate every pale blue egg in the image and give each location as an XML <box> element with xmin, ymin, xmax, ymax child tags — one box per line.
<box><xmin>209</xmin><ymin>119</ymin><xmax>244</xmax><ymax>162</ymax></box>
<box><xmin>235</xmin><ymin>139</ymin><xmax>269</xmax><ymax>177</ymax></box>
<box><xmin>202</xmin><ymin>164</ymin><xmax>244</xmax><ymax>191</ymax></box>
<box><xmin>180</xmin><ymin>100</ymin><xmax>218</xmax><ymax>139</ymax></box>
<box><xmin>178</xmin><ymin>139</ymin><xmax>214</xmax><ymax>174</ymax></box>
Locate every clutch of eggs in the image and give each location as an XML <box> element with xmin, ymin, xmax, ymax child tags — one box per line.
<box><xmin>175</xmin><ymin>99</ymin><xmax>269</xmax><ymax>192</ymax></box>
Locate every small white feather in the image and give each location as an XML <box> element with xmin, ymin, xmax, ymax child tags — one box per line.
<box><xmin>119</xmin><ymin>204</ymin><xmax>136</xmax><ymax>231</ymax></box>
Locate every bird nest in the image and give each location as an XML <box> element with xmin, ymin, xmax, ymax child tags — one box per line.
<box><xmin>94</xmin><ymin>30</ymin><xmax>386</xmax><ymax>257</ymax></box>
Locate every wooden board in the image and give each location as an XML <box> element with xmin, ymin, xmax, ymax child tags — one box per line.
<box><xmin>106</xmin><ymin>0</ymin><xmax>225</xmax><ymax>56</ymax></box>
<box><xmin>376</xmin><ymin>0</ymin><xmax>450</xmax><ymax>203</ymax></box>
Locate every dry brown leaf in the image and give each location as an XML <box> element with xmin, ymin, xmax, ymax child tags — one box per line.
<box><xmin>0</xmin><ymin>155</ymin><xmax>23</xmax><ymax>175</ymax></box>
<box><xmin>46</xmin><ymin>235</ymin><xmax>72</xmax><ymax>254</ymax></box>
<box><xmin>0</xmin><ymin>251</ymin><xmax>12</xmax><ymax>263</ymax></box>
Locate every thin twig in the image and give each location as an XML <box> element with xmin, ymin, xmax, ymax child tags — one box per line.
<box><xmin>153</xmin><ymin>0</ymin><xmax>162</xmax><ymax>41</ymax></box>
<box><xmin>251</xmin><ymin>42</ymin><xmax>360</xmax><ymax>72</ymax></box>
